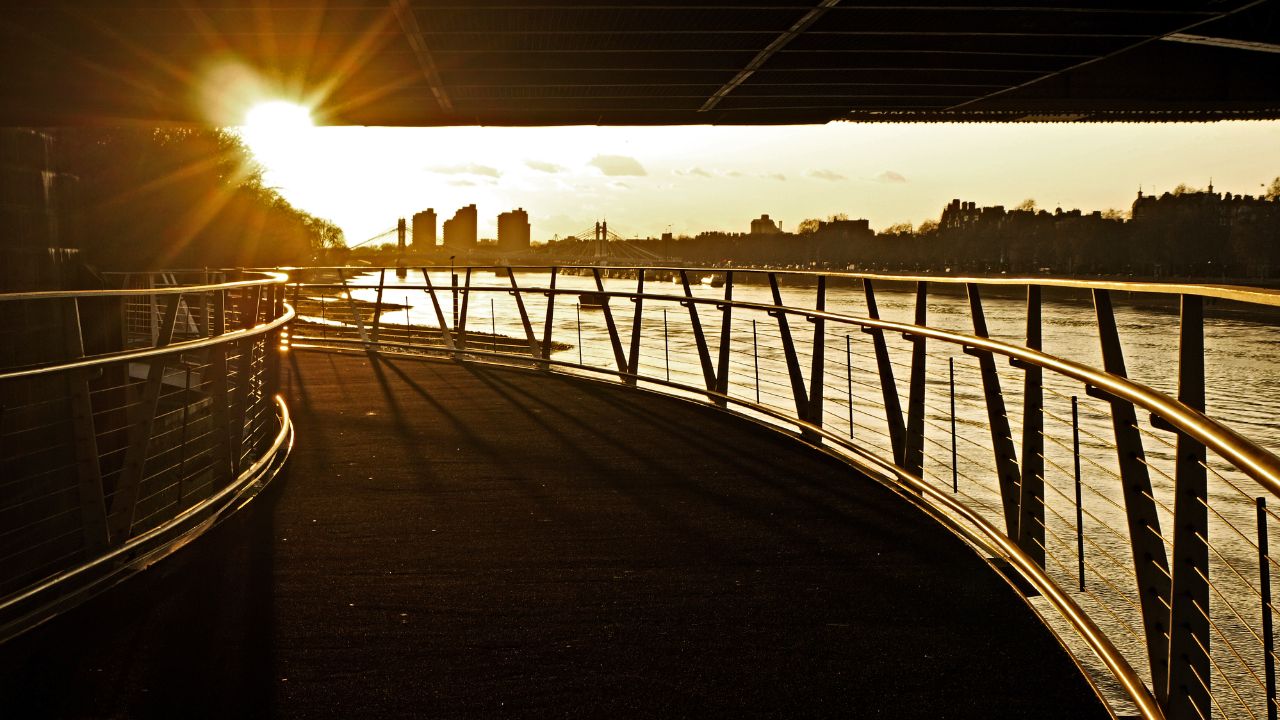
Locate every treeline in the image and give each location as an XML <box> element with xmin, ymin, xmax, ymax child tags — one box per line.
<box><xmin>56</xmin><ymin>127</ymin><xmax>342</xmax><ymax>269</ymax></box>
<box><xmin>619</xmin><ymin>181</ymin><xmax>1280</xmax><ymax>279</ymax></box>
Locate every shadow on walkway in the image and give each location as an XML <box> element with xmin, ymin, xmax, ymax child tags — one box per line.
<box><xmin>0</xmin><ymin>351</ymin><xmax>1106</xmax><ymax>719</ymax></box>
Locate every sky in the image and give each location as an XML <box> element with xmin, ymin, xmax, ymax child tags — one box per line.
<box><xmin>239</xmin><ymin>116</ymin><xmax>1280</xmax><ymax>247</ymax></box>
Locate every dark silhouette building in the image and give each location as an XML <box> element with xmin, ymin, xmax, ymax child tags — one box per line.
<box><xmin>411</xmin><ymin>208</ymin><xmax>436</xmax><ymax>248</ymax></box>
<box><xmin>497</xmin><ymin>208</ymin><xmax>530</xmax><ymax>253</ymax></box>
<box><xmin>750</xmin><ymin>214</ymin><xmax>780</xmax><ymax>235</ymax></box>
<box><xmin>442</xmin><ymin>204</ymin><xmax>477</xmax><ymax>251</ymax></box>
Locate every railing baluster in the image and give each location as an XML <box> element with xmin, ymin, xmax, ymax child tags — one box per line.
<box><xmin>714</xmin><ymin>271</ymin><xmax>734</xmax><ymax>407</ymax></box>
<box><xmin>847</xmin><ymin>334</ymin><xmax>854</xmax><ymax>439</ymax></box>
<box><xmin>1093</xmin><ymin>287</ymin><xmax>1173</xmax><ymax>704</ymax></box>
<box><xmin>964</xmin><ymin>283</ymin><xmax>1022</xmax><ymax>539</ymax></box>
<box><xmin>576</xmin><ymin>302</ymin><xmax>582</xmax><ymax>365</ymax></box>
<box><xmin>769</xmin><ymin>273</ymin><xmax>812</xmax><ymax>430</ymax></box>
<box><xmin>419</xmin><ymin>268</ymin><xmax>456</xmax><ymax>356</ymax></box>
<box><xmin>679</xmin><ymin>270</ymin><xmax>719</xmax><ymax>397</ymax></box>
<box><xmin>210</xmin><ymin>290</ymin><xmax>234</xmax><ymax>487</ymax></box>
<box><xmin>592</xmin><ymin>267</ymin><xmax>629</xmax><ymax>378</ymax></box>
<box><xmin>506</xmin><ymin>269</ymin><xmax>541</xmax><ymax>359</ymax></box>
<box><xmin>1166</xmin><ymin>294</ymin><xmax>1210</xmax><ymax>719</ymax></box>
<box><xmin>541</xmin><ymin>267</ymin><xmax>558</xmax><ymax>371</ymax></box>
<box><xmin>903</xmin><ymin>281</ymin><xmax>927</xmax><ymax>476</ymax></box>
<box><xmin>666</xmin><ymin>309</ymin><xmax>672</xmax><ymax>383</ymax></box>
<box><xmin>457</xmin><ymin>268</ymin><xmax>472</xmax><ymax>350</ymax></box>
<box><xmin>861</xmin><ymin>279</ymin><xmax>906</xmax><ymax>466</ymax></box>
<box><xmin>1260</xmin><ymin>496</ymin><xmax>1277</xmax><ymax>720</ymax></box>
<box><xmin>371</xmin><ymin>268</ymin><xmax>386</xmax><ymax>343</ymax></box>
<box><xmin>950</xmin><ymin>356</ymin><xmax>957</xmax><ymax>494</ymax></box>
<box><xmin>63</xmin><ymin>297</ymin><xmax>108</xmax><ymax>552</ymax></box>
<box><xmin>806</xmin><ymin>276</ymin><xmax>825</xmax><ymax>439</ymax></box>
<box><xmin>1019</xmin><ymin>284</ymin><xmax>1046</xmax><ymax>567</ymax></box>
<box><xmin>626</xmin><ymin>270</ymin><xmax>645</xmax><ymax>386</ymax></box>
<box><xmin>1074</xmin><ymin>395</ymin><xmax>1085</xmax><ymax>592</ymax></box>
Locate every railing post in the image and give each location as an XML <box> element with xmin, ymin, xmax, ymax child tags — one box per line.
<box><xmin>861</xmin><ymin>279</ymin><xmax>906</xmax><ymax>465</ymax></box>
<box><xmin>902</xmin><ymin>281</ymin><xmax>927</xmax><ymax>476</ymax></box>
<box><xmin>592</xmin><ymin>267</ymin><xmax>629</xmax><ymax>378</ymax></box>
<box><xmin>337</xmin><ymin>269</ymin><xmax>372</xmax><ymax>349</ymax></box>
<box><xmin>108</xmin><ymin>292</ymin><xmax>181</xmax><ymax>542</ymax></box>
<box><xmin>490</xmin><ymin>298</ymin><xmax>496</xmax><ymax>352</ymax></box>
<box><xmin>666</xmin><ymin>309</ymin><xmax>672</xmax><ymax>382</ymax></box>
<box><xmin>457</xmin><ymin>268</ymin><xmax>472</xmax><ymax>350</ymax></box>
<box><xmin>625</xmin><ymin>270</ymin><xmax>645</xmax><ymax>386</ymax></box>
<box><xmin>1259</xmin><ymin>497</ymin><xmax>1277</xmax><ymax>720</ymax></box>
<box><xmin>950</xmin><ymin>356</ymin><xmax>957</xmax><ymax>494</ymax></box>
<box><xmin>419</xmin><ymin>268</ymin><xmax>457</xmax><ymax>356</ymax></box>
<box><xmin>209</xmin><ymin>291</ymin><xmax>234</xmax><ymax>487</ymax></box>
<box><xmin>847</xmin><ymin>334</ymin><xmax>854</xmax><ymax>439</ymax></box>
<box><xmin>1166</xmin><ymin>294</ymin><xmax>1210</xmax><ymax>719</ymax></box>
<box><xmin>371</xmin><ymin>268</ymin><xmax>386</xmax><ymax>343</ymax></box>
<box><xmin>964</xmin><ymin>283</ymin><xmax>1022</xmax><ymax>539</ymax></box>
<box><xmin>714</xmin><ymin>272</ymin><xmax>734</xmax><ymax>407</ymax></box>
<box><xmin>1019</xmin><ymin>284</ymin><xmax>1046</xmax><ymax>567</ymax></box>
<box><xmin>506</xmin><ymin>269</ymin><xmax>542</xmax><ymax>360</ymax></box>
<box><xmin>805</xmin><ymin>276</ymin><xmax>825</xmax><ymax>439</ymax></box>
<box><xmin>541</xmin><ymin>268</ymin><xmax>559</xmax><ymax>371</ymax></box>
<box><xmin>576</xmin><ymin>302</ymin><xmax>582</xmax><ymax>365</ymax></box>
<box><xmin>1093</xmin><ymin>288</ymin><xmax>1173</xmax><ymax>703</ymax></box>
<box><xmin>679</xmin><ymin>270</ymin><xmax>720</xmax><ymax>398</ymax></box>
<box><xmin>1074</xmin><ymin>395</ymin><xmax>1085</xmax><ymax>592</ymax></box>
<box><xmin>768</xmin><ymin>273</ymin><xmax>813</xmax><ymax>432</ymax></box>
<box><xmin>63</xmin><ymin>297</ymin><xmax>109</xmax><ymax>552</ymax></box>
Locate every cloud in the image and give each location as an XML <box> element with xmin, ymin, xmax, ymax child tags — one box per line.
<box><xmin>806</xmin><ymin>169</ymin><xmax>847</xmax><ymax>182</ymax></box>
<box><xmin>726</xmin><ymin>170</ymin><xmax>745</xmax><ymax>178</ymax></box>
<box><xmin>449</xmin><ymin>179</ymin><xmax>476</xmax><ymax>187</ymax></box>
<box><xmin>674</xmin><ymin>167</ymin><xmax>713</xmax><ymax>177</ymax></box>
<box><xmin>877</xmin><ymin>170</ymin><xmax>908</xmax><ymax>184</ymax></box>
<box><xmin>431</xmin><ymin>163</ymin><xmax>500</xmax><ymax>177</ymax></box>
<box><xmin>764</xmin><ymin>173</ymin><xmax>786</xmax><ymax>181</ymax></box>
<box><xmin>526</xmin><ymin>159</ymin><xmax>565</xmax><ymax>173</ymax></box>
<box><xmin>608</xmin><ymin>181</ymin><xmax>632</xmax><ymax>191</ymax></box>
<box><xmin>589</xmin><ymin>154</ymin><xmax>647</xmax><ymax>176</ymax></box>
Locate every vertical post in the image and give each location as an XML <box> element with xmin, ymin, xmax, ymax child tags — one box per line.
<box><xmin>902</xmin><ymin>281</ymin><xmax>927</xmax><ymax>476</ymax></box>
<box><xmin>950</xmin><ymin>357</ymin><xmax>957</xmax><ymax>494</ymax></box>
<box><xmin>713</xmin><ymin>272</ymin><xmax>734</xmax><ymax>407</ymax></box>
<box><xmin>665</xmin><ymin>309</ymin><xmax>671</xmax><ymax>382</ymax></box>
<box><xmin>679</xmin><ymin>270</ymin><xmax>719</xmax><ymax>397</ymax></box>
<box><xmin>625</xmin><ymin>270</ymin><xmax>645</xmax><ymax>386</ymax></box>
<box><xmin>1074</xmin><ymin>395</ymin><xmax>1085</xmax><ymax>592</ymax></box>
<box><xmin>405</xmin><ymin>306</ymin><xmax>411</xmax><ymax>347</ymax></box>
<box><xmin>541</xmin><ymin>268</ymin><xmax>559</xmax><ymax>371</ymax></box>
<box><xmin>320</xmin><ymin>294</ymin><xmax>327</xmax><ymax>341</ymax></box>
<box><xmin>1260</xmin><ymin>497</ymin><xmax>1277</xmax><ymax>720</ymax></box>
<box><xmin>592</xmin><ymin>267</ymin><xmax>630</xmax><ymax>377</ymax></box>
<box><xmin>178</xmin><ymin>362</ymin><xmax>191</xmax><ymax>501</ymax></box>
<box><xmin>210</xmin><ymin>291</ymin><xmax>233</xmax><ymax>488</ymax></box>
<box><xmin>847</xmin><ymin>334</ymin><xmax>854</xmax><ymax>438</ymax></box>
<box><xmin>451</xmin><ymin>258</ymin><xmax>458</xmax><ymax>329</ymax></box>
<box><xmin>490</xmin><ymin>298</ymin><xmax>496</xmax><ymax>353</ymax></box>
<box><xmin>767</xmin><ymin>273</ymin><xmax>812</xmax><ymax>430</ymax></box>
<box><xmin>1019</xmin><ymin>285</ymin><xmax>1046</xmax><ymax>567</ymax></box>
<box><xmin>752</xmin><ymin>318</ymin><xmax>759</xmax><ymax>403</ymax></box>
<box><xmin>861</xmin><ymin>279</ymin><xmax>906</xmax><ymax>466</ymax></box>
<box><xmin>1166</xmin><ymin>294</ymin><xmax>1210</xmax><ymax>719</ymax></box>
<box><xmin>806</xmin><ymin>276</ymin><xmax>825</xmax><ymax>439</ymax></box>
<box><xmin>576</xmin><ymin>303</ymin><xmax>583</xmax><ymax>365</ymax></box>
<box><xmin>456</xmin><ymin>268</ymin><xmax>472</xmax><ymax>350</ymax></box>
<box><xmin>371</xmin><ymin>268</ymin><xmax>386</xmax><ymax>343</ymax></box>
<box><xmin>965</xmin><ymin>283</ymin><xmax>1022</xmax><ymax>539</ymax></box>
<box><xmin>63</xmin><ymin>297</ymin><xmax>109</xmax><ymax>551</ymax></box>
<box><xmin>1093</xmin><ymin>288</ymin><xmax>1172</xmax><ymax>703</ymax></box>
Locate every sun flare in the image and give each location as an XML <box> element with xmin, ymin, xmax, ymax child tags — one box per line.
<box><xmin>245</xmin><ymin>100</ymin><xmax>314</xmax><ymax>131</ymax></box>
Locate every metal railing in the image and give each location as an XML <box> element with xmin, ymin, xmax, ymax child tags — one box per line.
<box><xmin>0</xmin><ymin>270</ymin><xmax>294</xmax><ymax>641</ymax></box>
<box><xmin>285</xmin><ymin>264</ymin><xmax>1280</xmax><ymax>720</ymax></box>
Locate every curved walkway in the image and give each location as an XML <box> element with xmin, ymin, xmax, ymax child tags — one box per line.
<box><xmin>0</xmin><ymin>351</ymin><xmax>1105</xmax><ymax>719</ymax></box>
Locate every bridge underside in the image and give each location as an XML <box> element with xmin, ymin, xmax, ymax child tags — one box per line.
<box><xmin>1</xmin><ymin>2</ymin><xmax>1278</xmax><ymax>126</ymax></box>
<box><xmin>0</xmin><ymin>351</ymin><xmax>1103</xmax><ymax>718</ymax></box>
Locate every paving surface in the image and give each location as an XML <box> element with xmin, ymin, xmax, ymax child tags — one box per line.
<box><xmin>0</xmin><ymin>350</ymin><xmax>1107</xmax><ymax>719</ymax></box>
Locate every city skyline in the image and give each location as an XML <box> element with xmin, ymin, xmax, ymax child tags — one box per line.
<box><xmin>239</xmin><ymin>120</ymin><xmax>1280</xmax><ymax>247</ymax></box>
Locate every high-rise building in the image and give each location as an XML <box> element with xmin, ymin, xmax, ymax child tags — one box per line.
<box><xmin>411</xmin><ymin>208</ymin><xmax>436</xmax><ymax>248</ymax></box>
<box><xmin>497</xmin><ymin>208</ymin><xmax>531</xmax><ymax>253</ymax></box>
<box><xmin>442</xmin><ymin>204</ymin><xmax>477</xmax><ymax>250</ymax></box>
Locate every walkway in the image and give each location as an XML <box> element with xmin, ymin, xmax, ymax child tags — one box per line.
<box><xmin>0</xmin><ymin>351</ymin><xmax>1105</xmax><ymax>718</ymax></box>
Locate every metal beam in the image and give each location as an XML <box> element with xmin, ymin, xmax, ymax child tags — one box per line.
<box><xmin>389</xmin><ymin>0</ymin><xmax>454</xmax><ymax>112</ymax></box>
<box><xmin>1163</xmin><ymin>32</ymin><xmax>1280</xmax><ymax>54</ymax></box>
<box><xmin>965</xmin><ymin>283</ymin><xmax>1021</xmax><ymax>539</ymax></box>
<box><xmin>698</xmin><ymin>0</ymin><xmax>842</xmax><ymax>112</ymax></box>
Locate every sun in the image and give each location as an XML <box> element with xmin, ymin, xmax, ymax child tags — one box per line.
<box><xmin>245</xmin><ymin>100</ymin><xmax>314</xmax><ymax>131</ymax></box>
